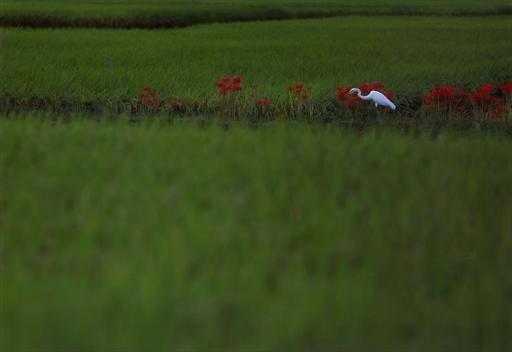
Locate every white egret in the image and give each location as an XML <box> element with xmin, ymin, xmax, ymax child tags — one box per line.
<box><xmin>347</xmin><ymin>88</ymin><xmax>396</xmax><ymax>110</ymax></box>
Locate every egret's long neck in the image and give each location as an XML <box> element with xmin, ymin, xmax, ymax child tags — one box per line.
<box><xmin>356</xmin><ymin>89</ymin><xmax>369</xmax><ymax>100</ymax></box>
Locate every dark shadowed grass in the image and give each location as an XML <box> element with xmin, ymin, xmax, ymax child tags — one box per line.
<box><xmin>1</xmin><ymin>115</ymin><xmax>511</xmax><ymax>350</ymax></box>
<box><xmin>1</xmin><ymin>16</ymin><xmax>512</xmax><ymax>113</ymax></box>
<box><xmin>2</xmin><ymin>0</ymin><xmax>512</xmax><ymax>28</ymax></box>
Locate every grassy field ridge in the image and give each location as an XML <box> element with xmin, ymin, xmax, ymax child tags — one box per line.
<box><xmin>2</xmin><ymin>0</ymin><xmax>512</xmax><ymax>28</ymax></box>
<box><xmin>2</xmin><ymin>16</ymin><xmax>512</xmax><ymax>116</ymax></box>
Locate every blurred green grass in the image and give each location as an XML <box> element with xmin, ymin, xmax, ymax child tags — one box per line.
<box><xmin>2</xmin><ymin>0</ymin><xmax>512</xmax><ymax>28</ymax></box>
<box><xmin>2</xmin><ymin>16</ymin><xmax>512</xmax><ymax>108</ymax></box>
<box><xmin>1</xmin><ymin>115</ymin><xmax>511</xmax><ymax>350</ymax></box>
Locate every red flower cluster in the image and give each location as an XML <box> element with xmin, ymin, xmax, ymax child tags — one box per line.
<box><xmin>493</xmin><ymin>106</ymin><xmax>507</xmax><ymax>118</ymax></box>
<box><xmin>466</xmin><ymin>84</ymin><xmax>502</xmax><ymax>105</ymax></box>
<box><xmin>138</xmin><ymin>84</ymin><xmax>160</xmax><ymax>111</ymax></box>
<box><xmin>167</xmin><ymin>99</ymin><xmax>181</xmax><ymax>110</ymax></box>
<box><xmin>422</xmin><ymin>83</ymin><xmax>511</xmax><ymax>119</ymax></box>
<box><xmin>359</xmin><ymin>82</ymin><xmax>385</xmax><ymax>94</ymax></box>
<box><xmin>466</xmin><ymin>84</ymin><xmax>504</xmax><ymax>118</ymax></box>
<box><xmin>335</xmin><ymin>86</ymin><xmax>352</xmax><ymax>101</ymax></box>
<box><xmin>258</xmin><ymin>99</ymin><xmax>272</xmax><ymax>107</ymax></box>
<box><xmin>422</xmin><ymin>86</ymin><xmax>463</xmax><ymax>113</ymax></box>
<box><xmin>501</xmin><ymin>83</ymin><xmax>512</xmax><ymax>97</ymax></box>
<box><xmin>214</xmin><ymin>75</ymin><xmax>242</xmax><ymax>96</ymax></box>
<box><xmin>501</xmin><ymin>83</ymin><xmax>512</xmax><ymax>118</ymax></box>
<box><xmin>287</xmin><ymin>83</ymin><xmax>309</xmax><ymax>101</ymax></box>
<box><xmin>133</xmin><ymin>78</ymin><xmax>511</xmax><ymax>120</ymax></box>
<box><xmin>336</xmin><ymin>82</ymin><xmax>395</xmax><ymax>111</ymax></box>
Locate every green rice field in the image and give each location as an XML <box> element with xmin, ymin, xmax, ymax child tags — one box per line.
<box><xmin>1</xmin><ymin>0</ymin><xmax>512</xmax><ymax>350</ymax></box>
<box><xmin>2</xmin><ymin>0</ymin><xmax>512</xmax><ymax>28</ymax></box>
<box><xmin>1</xmin><ymin>116</ymin><xmax>511</xmax><ymax>350</ymax></box>
<box><xmin>2</xmin><ymin>16</ymin><xmax>512</xmax><ymax>109</ymax></box>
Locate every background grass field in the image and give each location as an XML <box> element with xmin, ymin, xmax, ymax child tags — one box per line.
<box><xmin>2</xmin><ymin>16</ymin><xmax>512</xmax><ymax>111</ymax></box>
<box><xmin>2</xmin><ymin>0</ymin><xmax>512</xmax><ymax>28</ymax></box>
<box><xmin>1</xmin><ymin>116</ymin><xmax>511</xmax><ymax>351</ymax></box>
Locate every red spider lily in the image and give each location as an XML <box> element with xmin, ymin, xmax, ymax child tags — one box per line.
<box><xmin>466</xmin><ymin>84</ymin><xmax>501</xmax><ymax>104</ymax></box>
<box><xmin>167</xmin><ymin>99</ymin><xmax>181</xmax><ymax>110</ymax></box>
<box><xmin>422</xmin><ymin>86</ymin><xmax>462</xmax><ymax>113</ymax></box>
<box><xmin>336</xmin><ymin>86</ymin><xmax>362</xmax><ymax>109</ymax></box>
<box><xmin>384</xmin><ymin>91</ymin><xmax>396</xmax><ymax>100</ymax></box>
<box><xmin>422</xmin><ymin>84</ymin><xmax>505</xmax><ymax>118</ymax></box>
<box><xmin>481</xmin><ymin>83</ymin><xmax>494</xmax><ymax>95</ymax></box>
<box><xmin>465</xmin><ymin>84</ymin><xmax>503</xmax><ymax>113</ymax></box>
<box><xmin>336</xmin><ymin>86</ymin><xmax>352</xmax><ymax>102</ymax></box>
<box><xmin>500</xmin><ymin>83</ymin><xmax>512</xmax><ymax>97</ymax></box>
<box><xmin>423</xmin><ymin>86</ymin><xmax>458</xmax><ymax>102</ymax></box>
<box><xmin>138</xmin><ymin>84</ymin><xmax>160</xmax><ymax>111</ymax></box>
<box><xmin>491</xmin><ymin>105</ymin><xmax>507</xmax><ymax>119</ymax></box>
<box><xmin>287</xmin><ymin>83</ymin><xmax>309</xmax><ymax>102</ymax></box>
<box><xmin>287</xmin><ymin>83</ymin><xmax>304</xmax><ymax>94</ymax></box>
<box><xmin>336</xmin><ymin>86</ymin><xmax>360</xmax><ymax>109</ymax></box>
<box><xmin>258</xmin><ymin>99</ymin><xmax>272</xmax><ymax>107</ymax></box>
<box><xmin>358</xmin><ymin>81</ymin><xmax>385</xmax><ymax>95</ymax></box>
<box><xmin>214</xmin><ymin>75</ymin><xmax>243</xmax><ymax>96</ymax></box>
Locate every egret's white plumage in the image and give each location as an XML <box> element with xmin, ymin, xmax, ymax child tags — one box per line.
<box><xmin>348</xmin><ymin>88</ymin><xmax>396</xmax><ymax>110</ymax></box>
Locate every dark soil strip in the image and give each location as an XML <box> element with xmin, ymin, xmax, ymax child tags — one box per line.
<box><xmin>2</xmin><ymin>95</ymin><xmax>511</xmax><ymax>138</ymax></box>
<box><xmin>2</xmin><ymin>6</ymin><xmax>511</xmax><ymax>29</ymax></box>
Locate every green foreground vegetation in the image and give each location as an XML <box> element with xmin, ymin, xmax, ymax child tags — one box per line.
<box><xmin>2</xmin><ymin>16</ymin><xmax>512</xmax><ymax>111</ymax></box>
<box><xmin>2</xmin><ymin>0</ymin><xmax>511</xmax><ymax>28</ymax></box>
<box><xmin>1</xmin><ymin>116</ymin><xmax>511</xmax><ymax>350</ymax></box>
<box><xmin>2</xmin><ymin>0</ymin><xmax>512</xmax><ymax>349</ymax></box>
